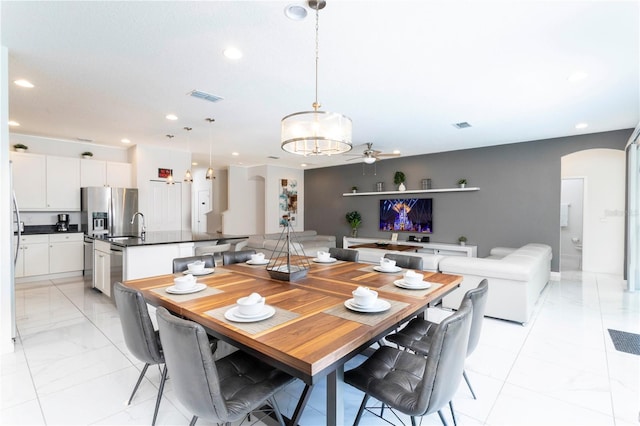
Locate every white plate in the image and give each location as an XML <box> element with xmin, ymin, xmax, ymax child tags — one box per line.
<box><xmin>246</xmin><ymin>259</ymin><xmax>269</xmax><ymax>265</ymax></box>
<box><xmin>224</xmin><ymin>305</ymin><xmax>276</xmax><ymax>322</ymax></box>
<box><xmin>393</xmin><ymin>279</ymin><xmax>432</xmax><ymax>290</ymax></box>
<box><xmin>183</xmin><ymin>268</ymin><xmax>215</xmax><ymax>276</ymax></box>
<box><xmin>344</xmin><ymin>298</ymin><xmax>391</xmax><ymax>313</ymax></box>
<box><xmin>313</xmin><ymin>257</ymin><xmax>337</xmax><ymax>263</ymax></box>
<box><xmin>373</xmin><ymin>265</ymin><xmax>402</xmax><ymax>273</ymax></box>
<box><xmin>166</xmin><ymin>283</ymin><xmax>207</xmax><ymax>294</ymax></box>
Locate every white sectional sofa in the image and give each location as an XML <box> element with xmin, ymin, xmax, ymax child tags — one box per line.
<box><xmin>439</xmin><ymin>243</ymin><xmax>552</xmax><ymax>324</ymax></box>
<box><xmin>244</xmin><ymin>230</ymin><xmax>336</xmax><ymax>257</ymax></box>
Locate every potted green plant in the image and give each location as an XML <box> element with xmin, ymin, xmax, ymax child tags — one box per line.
<box><xmin>458</xmin><ymin>235</ymin><xmax>468</xmax><ymax>246</ymax></box>
<box><xmin>81</xmin><ymin>151</ymin><xmax>94</xmax><ymax>159</ymax></box>
<box><xmin>394</xmin><ymin>171</ymin><xmax>406</xmax><ymax>191</ymax></box>
<box><xmin>351</xmin><ymin>186</ymin><xmax>358</xmax><ymax>193</ymax></box>
<box><xmin>457</xmin><ymin>178</ymin><xmax>467</xmax><ymax>188</ymax></box>
<box><xmin>345</xmin><ymin>211</ymin><xmax>362</xmax><ymax>238</ymax></box>
<box><xmin>13</xmin><ymin>143</ymin><xmax>28</xmax><ymax>152</ymax></box>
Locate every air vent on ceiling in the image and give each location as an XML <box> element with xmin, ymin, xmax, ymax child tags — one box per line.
<box><xmin>187</xmin><ymin>90</ymin><xmax>224</xmax><ymax>103</ymax></box>
<box><xmin>268</xmin><ymin>156</ymin><xmax>280</xmax><ymax>160</ymax></box>
<box><xmin>77</xmin><ymin>137</ymin><xmax>93</xmax><ymax>142</ymax></box>
<box><xmin>452</xmin><ymin>122</ymin><xmax>472</xmax><ymax>129</ymax></box>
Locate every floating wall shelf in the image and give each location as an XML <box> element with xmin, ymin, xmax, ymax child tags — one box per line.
<box><xmin>342</xmin><ymin>187</ymin><xmax>480</xmax><ymax>197</ymax></box>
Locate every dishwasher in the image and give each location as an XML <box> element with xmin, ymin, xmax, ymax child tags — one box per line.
<box><xmin>110</xmin><ymin>244</ymin><xmax>124</xmax><ymax>295</ymax></box>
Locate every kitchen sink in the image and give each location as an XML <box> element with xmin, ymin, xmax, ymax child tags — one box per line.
<box><xmin>107</xmin><ymin>235</ymin><xmax>139</xmax><ymax>241</ymax></box>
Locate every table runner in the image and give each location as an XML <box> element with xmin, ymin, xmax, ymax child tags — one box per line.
<box><xmin>323</xmin><ymin>299</ymin><xmax>409</xmax><ymax>326</ymax></box>
<box><xmin>205</xmin><ymin>305</ymin><xmax>300</xmax><ymax>335</ymax></box>
<box><xmin>151</xmin><ymin>286</ymin><xmax>223</xmax><ymax>302</ymax></box>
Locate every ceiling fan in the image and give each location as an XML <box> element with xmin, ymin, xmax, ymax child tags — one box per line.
<box><xmin>346</xmin><ymin>143</ymin><xmax>400</xmax><ymax>164</ymax></box>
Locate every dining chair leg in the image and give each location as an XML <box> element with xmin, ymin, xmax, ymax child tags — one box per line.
<box><xmin>290</xmin><ymin>384</ymin><xmax>314</xmax><ymax>426</ymax></box>
<box><xmin>188</xmin><ymin>415</ymin><xmax>198</xmax><ymax>426</ymax></box>
<box><xmin>411</xmin><ymin>416</ymin><xmax>417</xmax><ymax>426</ymax></box>
<box><xmin>449</xmin><ymin>400</ymin><xmax>457</xmax><ymax>426</ymax></box>
<box><xmin>268</xmin><ymin>396</ymin><xmax>286</xmax><ymax>426</ymax></box>
<box><xmin>127</xmin><ymin>363</ymin><xmax>149</xmax><ymax>405</ymax></box>
<box><xmin>353</xmin><ymin>394</ymin><xmax>370</xmax><ymax>426</ymax></box>
<box><xmin>437</xmin><ymin>409</ymin><xmax>449</xmax><ymax>426</ymax></box>
<box><xmin>151</xmin><ymin>365</ymin><xmax>168</xmax><ymax>426</ymax></box>
<box><xmin>462</xmin><ymin>370</ymin><xmax>477</xmax><ymax>399</ymax></box>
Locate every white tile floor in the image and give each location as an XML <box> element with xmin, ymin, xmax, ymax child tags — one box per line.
<box><xmin>2</xmin><ymin>270</ymin><xmax>639</xmax><ymax>425</ymax></box>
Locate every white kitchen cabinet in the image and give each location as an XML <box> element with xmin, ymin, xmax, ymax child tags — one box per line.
<box><xmin>80</xmin><ymin>159</ymin><xmax>107</xmax><ymax>187</ymax></box>
<box><xmin>10</xmin><ymin>152</ymin><xmax>47</xmax><ymax>209</ymax></box>
<box><xmin>93</xmin><ymin>240</ymin><xmax>111</xmax><ymax>296</ymax></box>
<box><xmin>80</xmin><ymin>159</ymin><xmax>132</xmax><ymax>188</ymax></box>
<box><xmin>46</xmin><ymin>156</ymin><xmax>81</xmax><ymax>210</ymax></box>
<box><xmin>49</xmin><ymin>233</ymin><xmax>84</xmax><ymax>274</ymax></box>
<box><xmin>10</xmin><ymin>153</ymin><xmax>81</xmax><ymax>211</ymax></box>
<box><xmin>15</xmin><ymin>234</ymin><xmax>49</xmax><ymax>278</ymax></box>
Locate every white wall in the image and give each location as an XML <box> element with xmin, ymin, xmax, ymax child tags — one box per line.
<box><xmin>562</xmin><ymin>149</ymin><xmax>625</xmax><ymax>274</ymax></box>
<box><xmin>1</xmin><ymin>46</ymin><xmax>15</xmax><ymax>353</ymax></box>
<box><xmin>222</xmin><ymin>164</ymin><xmax>304</xmax><ymax>235</ymax></box>
<box><xmin>133</xmin><ymin>145</ymin><xmax>192</xmax><ymax>232</ymax></box>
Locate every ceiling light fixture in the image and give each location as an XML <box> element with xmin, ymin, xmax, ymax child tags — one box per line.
<box><xmin>14</xmin><ymin>79</ymin><xmax>34</xmax><ymax>88</ymax></box>
<box><xmin>363</xmin><ymin>156</ymin><xmax>376</xmax><ymax>165</ymax></box>
<box><xmin>8</xmin><ymin>120</ymin><xmax>20</xmax><ymax>127</ymax></box>
<box><xmin>223</xmin><ymin>47</ymin><xmax>243</xmax><ymax>60</ymax></box>
<box><xmin>183</xmin><ymin>127</ymin><xmax>193</xmax><ymax>183</ymax></box>
<box><xmin>575</xmin><ymin>122</ymin><xmax>589</xmax><ymax>130</ymax></box>
<box><xmin>281</xmin><ymin>0</ymin><xmax>352</xmax><ymax>157</ymax></box>
<box><xmin>285</xmin><ymin>4</ymin><xmax>308</xmax><ymax>20</ymax></box>
<box><xmin>205</xmin><ymin>118</ymin><xmax>215</xmax><ymax>180</ymax></box>
<box><xmin>166</xmin><ymin>114</ymin><xmax>178</xmax><ymax>121</ymax></box>
<box><xmin>121</xmin><ymin>138</ymin><xmax>131</xmax><ymax>144</ymax></box>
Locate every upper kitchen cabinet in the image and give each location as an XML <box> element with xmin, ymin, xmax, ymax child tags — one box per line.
<box><xmin>81</xmin><ymin>159</ymin><xmax>132</xmax><ymax>188</ymax></box>
<box><xmin>10</xmin><ymin>152</ymin><xmax>46</xmax><ymax>209</ymax></box>
<box><xmin>11</xmin><ymin>152</ymin><xmax>81</xmax><ymax>211</ymax></box>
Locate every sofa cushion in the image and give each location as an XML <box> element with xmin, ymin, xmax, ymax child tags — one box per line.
<box><xmin>439</xmin><ymin>256</ymin><xmax>533</xmax><ymax>281</ymax></box>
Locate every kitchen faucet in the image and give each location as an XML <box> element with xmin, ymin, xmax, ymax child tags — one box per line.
<box><xmin>130</xmin><ymin>212</ymin><xmax>146</xmax><ymax>240</ymax></box>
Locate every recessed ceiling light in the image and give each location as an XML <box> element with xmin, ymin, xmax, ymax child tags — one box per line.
<box><xmin>8</xmin><ymin>120</ymin><xmax>20</xmax><ymax>127</ymax></box>
<box><xmin>14</xmin><ymin>79</ymin><xmax>34</xmax><ymax>88</ymax></box>
<box><xmin>301</xmin><ymin>163</ymin><xmax>308</xmax><ymax>167</ymax></box>
<box><xmin>575</xmin><ymin>122</ymin><xmax>589</xmax><ymax>129</ymax></box>
<box><xmin>284</xmin><ymin>4</ymin><xmax>308</xmax><ymax>20</ymax></box>
<box><xmin>223</xmin><ymin>47</ymin><xmax>243</xmax><ymax>60</ymax></box>
<box><xmin>121</xmin><ymin>138</ymin><xmax>131</xmax><ymax>144</ymax></box>
<box><xmin>191</xmin><ymin>162</ymin><xmax>198</xmax><ymax>166</ymax></box>
<box><xmin>166</xmin><ymin>114</ymin><xmax>178</xmax><ymax>121</ymax></box>
<box><xmin>392</xmin><ymin>150</ymin><xmax>401</xmax><ymax>155</ymax></box>
<box><xmin>231</xmin><ymin>152</ymin><xmax>239</xmax><ymax>156</ymax></box>
<box><xmin>568</xmin><ymin>71</ymin><xmax>588</xmax><ymax>82</ymax></box>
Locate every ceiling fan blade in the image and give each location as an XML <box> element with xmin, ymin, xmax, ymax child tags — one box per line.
<box><xmin>376</xmin><ymin>153</ymin><xmax>401</xmax><ymax>158</ymax></box>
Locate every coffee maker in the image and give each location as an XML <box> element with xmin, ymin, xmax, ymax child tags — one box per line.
<box><xmin>56</xmin><ymin>214</ymin><xmax>70</xmax><ymax>232</ymax></box>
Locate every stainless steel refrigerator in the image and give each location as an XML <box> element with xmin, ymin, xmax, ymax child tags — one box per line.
<box><xmin>81</xmin><ymin>187</ymin><xmax>139</xmax><ymax>237</ymax></box>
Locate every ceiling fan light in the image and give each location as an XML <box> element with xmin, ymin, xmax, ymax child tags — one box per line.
<box><xmin>363</xmin><ymin>156</ymin><xmax>376</xmax><ymax>164</ymax></box>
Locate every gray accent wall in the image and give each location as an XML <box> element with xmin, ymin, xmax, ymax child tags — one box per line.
<box><xmin>304</xmin><ymin>129</ymin><xmax>632</xmax><ymax>272</ymax></box>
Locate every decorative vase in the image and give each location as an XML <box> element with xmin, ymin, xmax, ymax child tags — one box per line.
<box><xmin>460</xmin><ymin>241</ymin><xmax>466</xmax><ymax>246</ymax></box>
<box><xmin>398</xmin><ymin>182</ymin><xmax>406</xmax><ymax>191</ymax></box>
<box><xmin>15</xmin><ymin>148</ymin><xmax>26</xmax><ymax>153</ymax></box>
<box><xmin>351</xmin><ymin>228</ymin><xmax>358</xmax><ymax>238</ymax></box>
<box><xmin>82</xmin><ymin>155</ymin><xmax>92</xmax><ymax>159</ymax></box>
<box><xmin>459</xmin><ymin>183</ymin><xmax>466</xmax><ymax>188</ymax></box>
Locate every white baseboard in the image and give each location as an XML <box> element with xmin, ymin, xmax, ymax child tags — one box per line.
<box><xmin>550</xmin><ymin>271</ymin><xmax>561</xmax><ymax>281</ymax></box>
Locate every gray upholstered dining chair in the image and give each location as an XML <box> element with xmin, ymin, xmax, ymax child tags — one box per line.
<box><xmin>113</xmin><ymin>282</ymin><xmax>167</xmax><ymax>426</ymax></box>
<box><xmin>155</xmin><ymin>307</ymin><xmax>295</xmax><ymax>426</ymax></box>
<box><xmin>328</xmin><ymin>247</ymin><xmax>359</xmax><ymax>262</ymax></box>
<box><xmin>385</xmin><ymin>279</ymin><xmax>489</xmax><ymax>399</ymax></box>
<box><xmin>344</xmin><ymin>299</ymin><xmax>473</xmax><ymax>426</ymax></box>
<box><xmin>383</xmin><ymin>253</ymin><xmax>423</xmax><ymax>270</ymax></box>
<box><xmin>172</xmin><ymin>254</ymin><xmax>215</xmax><ymax>273</ymax></box>
<box><xmin>222</xmin><ymin>249</ymin><xmax>257</xmax><ymax>265</ymax></box>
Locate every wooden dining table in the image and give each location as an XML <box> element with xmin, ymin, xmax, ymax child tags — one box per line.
<box><xmin>123</xmin><ymin>257</ymin><xmax>462</xmax><ymax>426</ymax></box>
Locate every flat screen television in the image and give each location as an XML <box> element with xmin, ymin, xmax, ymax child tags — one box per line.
<box><xmin>379</xmin><ymin>198</ymin><xmax>433</xmax><ymax>233</ymax></box>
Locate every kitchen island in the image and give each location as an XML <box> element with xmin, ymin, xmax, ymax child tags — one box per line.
<box><xmin>90</xmin><ymin>232</ymin><xmax>247</xmax><ymax>296</ymax></box>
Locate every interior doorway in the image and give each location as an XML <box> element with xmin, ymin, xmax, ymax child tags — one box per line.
<box><xmin>196</xmin><ymin>190</ymin><xmax>211</xmax><ymax>234</ymax></box>
<box><xmin>560</xmin><ymin>178</ymin><xmax>584</xmax><ymax>271</ymax></box>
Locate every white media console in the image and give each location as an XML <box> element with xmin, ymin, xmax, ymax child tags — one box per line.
<box><xmin>343</xmin><ymin>236</ymin><xmax>477</xmax><ymax>258</ymax></box>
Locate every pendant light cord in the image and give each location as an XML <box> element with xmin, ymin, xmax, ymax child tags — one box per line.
<box><xmin>313</xmin><ymin>4</ymin><xmax>320</xmax><ymax>111</ymax></box>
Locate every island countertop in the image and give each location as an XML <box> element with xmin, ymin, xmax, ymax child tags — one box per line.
<box><xmin>91</xmin><ymin>232</ymin><xmax>247</xmax><ymax>247</ymax></box>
